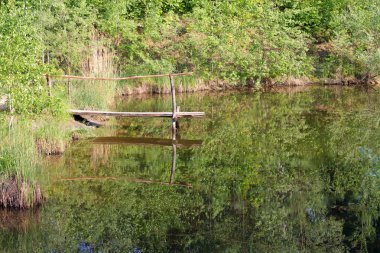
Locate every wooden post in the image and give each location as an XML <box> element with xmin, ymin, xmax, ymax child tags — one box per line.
<box><xmin>46</xmin><ymin>74</ymin><xmax>52</xmax><ymax>97</ymax></box>
<box><xmin>67</xmin><ymin>69</ymin><xmax>71</xmax><ymax>100</ymax></box>
<box><xmin>67</xmin><ymin>80</ymin><xmax>71</xmax><ymax>98</ymax></box>
<box><xmin>169</xmin><ymin>74</ymin><xmax>177</xmax><ymax>141</ymax></box>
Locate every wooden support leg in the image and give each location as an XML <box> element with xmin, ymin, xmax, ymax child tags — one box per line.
<box><xmin>172</xmin><ymin>119</ymin><xmax>177</xmax><ymax>141</ymax></box>
<box><xmin>67</xmin><ymin>80</ymin><xmax>71</xmax><ymax>98</ymax></box>
<box><xmin>169</xmin><ymin>74</ymin><xmax>177</xmax><ymax>141</ymax></box>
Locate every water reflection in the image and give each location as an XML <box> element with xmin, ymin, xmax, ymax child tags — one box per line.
<box><xmin>2</xmin><ymin>87</ymin><xmax>380</xmax><ymax>252</ymax></box>
<box><xmin>92</xmin><ymin>135</ymin><xmax>202</xmax><ymax>187</ymax></box>
<box><xmin>91</xmin><ymin>136</ymin><xmax>202</xmax><ymax>148</ymax></box>
<box><xmin>55</xmin><ymin>135</ymin><xmax>200</xmax><ymax>188</ymax></box>
<box><xmin>0</xmin><ymin>209</ymin><xmax>40</xmax><ymax>231</ymax></box>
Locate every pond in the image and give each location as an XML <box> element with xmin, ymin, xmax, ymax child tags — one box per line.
<box><xmin>1</xmin><ymin>86</ymin><xmax>380</xmax><ymax>252</ymax></box>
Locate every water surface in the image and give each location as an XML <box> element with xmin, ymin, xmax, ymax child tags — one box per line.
<box><xmin>1</xmin><ymin>86</ymin><xmax>380</xmax><ymax>252</ymax></box>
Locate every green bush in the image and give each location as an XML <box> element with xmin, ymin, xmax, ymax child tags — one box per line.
<box><xmin>0</xmin><ymin>4</ymin><xmax>64</xmax><ymax>115</ymax></box>
<box><xmin>327</xmin><ymin>0</ymin><xmax>380</xmax><ymax>81</ymax></box>
<box><xmin>1</xmin><ymin>0</ymin><xmax>380</xmax><ymax>116</ymax></box>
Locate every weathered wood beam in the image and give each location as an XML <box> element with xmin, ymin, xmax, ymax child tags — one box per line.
<box><xmin>49</xmin><ymin>72</ymin><xmax>193</xmax><ymax>81</ymax></box>
<box><xmin>69</xmin><ymin>110</ymin><xmax>205</xmax><ymax>118</ymax></box>
<box><xmin>169</xmin><ymin>74</ymin><xmax>178</xmax><ymax>140</ymax></box>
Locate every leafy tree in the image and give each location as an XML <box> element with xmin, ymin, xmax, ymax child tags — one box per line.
<box><xmin>0</xmin><ymin>4</ymin><xmax>61</xmax><ymax>114</ymax></box>
<box><xmin>327</xmin><ymin>0</ymin><xmax>380</xmax><ymax>81</ymax></box>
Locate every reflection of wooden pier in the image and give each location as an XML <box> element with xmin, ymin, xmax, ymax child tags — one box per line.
<box><xmin>92</xmin><ymin>136</ymin><xmax>201</xmax><ymax>185</ymax></box>
<box><xmin>92</xmin><ymin>137</ymin><xmax>202</xmax><ymax>148</ymax></box>
<box><xmin>46</xmin><ymin>72</ymin><xmax>205</xmax><ymax>140</ymax></box>
<box><xmin>58</xmin><ymin>136</ymin><xmax>201</xmax><ymax>188</ymax></box>
<box><xmin>47</xmin><ymin>72</ymin><xmax>204</xmax><ymax>188</ymax></box>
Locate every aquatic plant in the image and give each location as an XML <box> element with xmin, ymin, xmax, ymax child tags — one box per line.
<box><xmin>34</xmin><ymin>116</ymin><xmax>72</xmax><ymax>155</ymax></box>
<box><xmin>0</xmin><ymin>118</ymin><xmax>43</xmax><ymax>208</ymax></box>
<box><xmin>68</xmin><ymin>79</ymin><xmax>118</xmax><ymax>110</ymax></box>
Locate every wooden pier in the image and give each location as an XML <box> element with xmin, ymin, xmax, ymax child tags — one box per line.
<box><xmin>47</xmin><ymin>72</ymin><xmax>205</xmax><ymax>138</ymax></box>
<box><xmin>69</xmin><ymin>110</ymin><xmax>205</xmax><ymax>118</ymax></box>
<box><xmin>46</xmin><ymin>72</ymin><xmax>204</xmax><ymax>188</ymax></box>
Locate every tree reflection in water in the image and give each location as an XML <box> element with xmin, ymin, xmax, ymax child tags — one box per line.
<box><xmin>1</xmin><ymin>87</ymin><xmax>380</xmax><ymax>252</ymax></box>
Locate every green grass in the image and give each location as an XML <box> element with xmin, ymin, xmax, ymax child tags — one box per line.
<box><xmin>51</xmin><ymin>74</ymin><xmax>199</xmax><ymax>112</ymax></box>
<box><xmin>69</xmin><ymin>80</ymin><xmax>118</xmax><ymax>110</ymax></box>
<box><xmin>0</xmin><ymin>115</ymin><xmax>74</xmax><ymax>207</ymax></box>
<box><xmin>0</xmin><ymin>118</ymin><xmax>39</xmax><ymax>182</ymax></box>
<box><xmin>51</xmin><ymin>79</ymin><xmax>117</xmax><ymax>111</ymax></box>
<box><xmin>34</xmin><ymin>116</ymin><xmax>72</xmax><ymax>155</ymax></box>
<box><xmin>0</xmin><ymin>115</ymin><xmax>72</xmax><ymax>180</ymax></box>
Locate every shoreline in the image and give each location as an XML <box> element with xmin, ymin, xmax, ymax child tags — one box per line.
<box><xmin>120</xmin><ymin>77</ymin><xmax>378</xmax><ymax>96</ymax></box>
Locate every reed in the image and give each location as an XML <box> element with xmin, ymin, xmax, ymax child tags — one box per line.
<box><xmin>0</xmin><ymin>118</ymin><xmax>43</xmax><ymax>208</ymax></box>
<box><xmin>34</xmin><ymin>116</ymin><xmax>71</xmax><ymax>155</ymax></box>
<box><xmin>120</xmin><ymin>75</ymin><xmax>200</xmax><ymax>95</ymax></box>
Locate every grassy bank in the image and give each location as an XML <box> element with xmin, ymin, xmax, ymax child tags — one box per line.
<box><xmin>0</xmin><ymin>115</ymin><xmax>74</xmax><ymax>208</ymax></box>
<box><xmin>0</xmin><ymin>118</ymin><xmax>43</xmax><ymax>208</ymax></box>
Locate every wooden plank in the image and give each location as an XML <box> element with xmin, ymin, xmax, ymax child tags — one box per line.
<box><xmin>49</xmin><ymin>72</ymin><xmax>193</xmax><ymax>81</ymax></box>
<box><xmin>69</xmin><ymin>110</ymin><xmax>205</xmax><ymax>118</ymax></box>
<box><xmin>92</xmin><ymin>137</ymin><xmax>203</xmax><ymax>148</ymax></box>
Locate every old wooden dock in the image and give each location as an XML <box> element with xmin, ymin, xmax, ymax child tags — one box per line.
<box><xmin>47</xmin><ymin>72</ymin><xmax>205</xmax><ymax>139</ymax></box>
<box><xmin>69</xmin><ymin>110</ymin><xmax>205</xmax><ymax>118</ymax></box>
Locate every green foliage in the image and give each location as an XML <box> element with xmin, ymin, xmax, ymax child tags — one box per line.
<box><xmin>34</xmin><ymin>0</ymin><xmax>97</xmax><ymax>73</ymax></box>
<box><xmin>0</xmin><ymin>4</ymin><xmax>65</xmax><ymax>115</ymax></box>
<box><xmin>90</xmin><ymin>1</ymin><xmax>313</xmax><ymax>86</ymax></box>
<box><xmin>1</xmin><ymin>0</ymin><xmax>380</xmax><ymax>115</ymax></box>
<box><xmin>273</xmin><ymin>0</ymin><xmax>346</xmax><ymax>41</ymax></box>
<box><xmin>0</xmin><ymin>118</ymin><xmax>39</xmax><ymax>181</ymax></box>
<box><xmin>186</xmin><ymin>2</ymin><xmax>313</xmax><ymax>85</ymax></box>
<box><xmin>68</xmin><ymin>80</ymin><xmax>118</xmax><ymax>110</ymax></box>
<box><xmin>327</xmin><ymin>0</ymin><xmax>380</xmax><ymax>80</ymax></box>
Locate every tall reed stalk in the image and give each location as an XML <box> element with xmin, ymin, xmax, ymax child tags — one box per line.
<box><xmin>0</xmin><ymin>118</ymin><xmax>43</xmax><ymax>208</ymax></box>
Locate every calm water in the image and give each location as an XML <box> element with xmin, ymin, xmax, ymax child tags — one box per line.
<box><xmin>1</xmin><ymin>86</ymin><xmax>380</xmax><ymax>252</ymax></box>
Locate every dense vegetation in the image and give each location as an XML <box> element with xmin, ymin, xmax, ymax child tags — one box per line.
<box><xmin>0</xmin><ymin>0</ymin><xmax>379</xmax><ymax>113</ymax></box>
